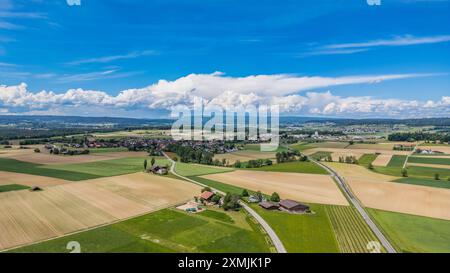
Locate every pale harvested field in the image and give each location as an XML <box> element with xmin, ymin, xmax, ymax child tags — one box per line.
<box><xmin>0</xmin><ymin>173</ymin><xmax>200</xmax><ymax>251</ymax></box>
<box><xmin>420</xmin><ymin>146</ymin><xmax>450</xmax><ymax>154</ymax></box>
<box><xmin>324</xmin><ymin>162</ymin><xmax>450</xmax><ymax>220</ymax></box>
<box><xmin>372</xmin><ymin>154</ymin><xmax>393</xmax><ymax>167</ymax></box>
<box><xmin>202</xmin><ymin>170</ymin><xmax>348</xmax><ymax>206</ymax></box>
<box><xmin>214</xmin><ymin>150</ymin><xmax>277</xmax><ymax>165</ymax></box>
<box><xmin>0</xmin><ymin>148</ymin><xmax>148</xmax><ymax>164</ymax></box>
<box><xmin>0</xmin><ymin>171</ymin><xmax>68</xmax><ymax>188</ymax></box>
<box><xmin>407</xmin><ymin>162</ymin><xmax>450</xmax><ymax>170</ymax></box>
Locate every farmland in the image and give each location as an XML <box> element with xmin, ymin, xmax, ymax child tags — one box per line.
<box><xmin>9</xmin><ymin>208</ymin><xmax>271</xmax><ymax>253</ymax></box>
<box><xmin>325</xmin><ymin>162</ymin><xmax>450</xmax><ymax>220</ymax></box>
<box><xmin>0</xmin><ymin>156</ymin><xmax>168</xmax><ymax>181</ymax></box>
<box><xmin>175</xmin><ymin>162</ymin><xmax>233</xmax><ymax>177</ymax></box>
<box><xmin>0</xmin><ymin>173</ymin><xmax>200</xmax><ymax>251</ymax></box>
<box><xmin>247</xmin><ymin>161</ymin><xmax>328</xmax><ymax>174</ymax></box>
<box><xmin>326</xmin><ymin>206</ymin><xmax>383</xmax><ymax>253</ymax></box>
<box><xmin>202</xmin><ymin>170</ymin><xmax>348</xmax><ymax>206</ymax></box>
<box><xmin>213</xmin><ymin>150</ymin><xmax>277</xmax><ymax>165</ymax></box>
<box><xmin>369</xmin><ymin>209</ymin><xmax>450</xmax><ymax>253</ymax></box>
<box><xmin>250</xmin><ymin>204</ymin><xmax>339</xmax><ymax>253</ymax></box>
<box><xmin>0</xmin><ymin>184</ymin><xmax>30</xmax><ymax>193</ymax></box>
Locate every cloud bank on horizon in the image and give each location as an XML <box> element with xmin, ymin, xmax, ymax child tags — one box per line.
<box><xmin>1</xmin><ymin>72</ymin><xmax>448</xmax><ymax>118</ymax></box>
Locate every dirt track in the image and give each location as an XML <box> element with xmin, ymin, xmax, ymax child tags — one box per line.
<box><xmin>325</xmin><ymin>162</ymin><xmax>450</xmax><ymax>220</ymax></box>
<box><xmin>202</xmin><ymin>170</ymin><xmax>348</xmax><ymax>206</ymax></box>
<box><xmin>0</xmin><ymin>173</ymin><xmax>200</xmax><ymax>251</ymax></box>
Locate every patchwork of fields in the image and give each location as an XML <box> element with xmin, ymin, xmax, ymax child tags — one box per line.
<box><xmin>0</xmin><ymin>173</ymin><xmax>200</xmax><ymax>251</ymax></box>
<box><xmin>9</xmin><ymin>208</ymin><xmax>271</xmax><ymax>253</ymax></box>
<box><xmin>325</xmin><ymin>162</ymin><xmax>450</xmax><ymax>220</ymax></box>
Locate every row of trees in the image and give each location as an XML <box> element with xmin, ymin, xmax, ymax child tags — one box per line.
<box><xmin>275</xmin><ymin>150</ymin><xmax>300</xmax><ymax>163</ymax></box>
<box><xmin>338</xmin><ymin>156</ymin><xmax>358</xmax><ymax>164</ymax></box>
<box><xmin>388</xmin><ymin>132</ymin><xmax>450</xmax><ymax>143</ymax></box>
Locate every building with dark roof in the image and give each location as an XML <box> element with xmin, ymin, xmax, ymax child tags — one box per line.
<box><xmin>279</xmin><ymin>199</ymin><xmax>310</xmax><ymax>213</ymax></box>
<box><xmin>259</xmin><ymin>201</ymin><xmax>279</xmax><ymax>210</ymax></box>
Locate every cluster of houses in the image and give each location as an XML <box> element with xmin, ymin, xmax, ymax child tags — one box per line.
<box><xmin>415</xmin><ymin>148</ymin><xmax>444</xmax><ymax>155</ymax></box>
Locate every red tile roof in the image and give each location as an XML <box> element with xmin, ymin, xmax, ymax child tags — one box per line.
<box><xmin>200</xmin><ymin>191</ymin><xmax>214</xmax><ymax>200</ymax></box>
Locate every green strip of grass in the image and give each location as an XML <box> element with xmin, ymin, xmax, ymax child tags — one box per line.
<box><xmin>387</xmin><ymin>155</ymin><xmax>407</xmax><ymax>167</ymax></box>
<box><xmin>189</xmin><ymin>176</ymin><xmax>249</xmax><ymax>195</ymax></box>
<box><xmin>408</xmin><ymin>156</ymin><xmax>450</xmax><ymax>165</ymax></box>
<box><xmin>309</xmin><ymin>151</ymin><xmax>332</xmax><ymax>161</ymax></box>
<box><xmin>394</xmin><ymin>177</ymin><xmax>450</xmax><ymax>189</ymax></box>
<box><xmin>10</xmin><ymin>208</ymin><xmax>270</xmax><ymax>253</ymax></box>
<box><xmin>247</xmin><ymin>161</ymin><xmax>328</xmax><ymax>175</ymax></box>
<box><xmin>358</xmin><ymin>154</ymin><xmax>378</xmax><ymax>168</ymax></box>
<box><xmin>0</xmin><ymin>184</ymin><xmax>30</xmax><ymax>193</ymax></box>
<box><xmin>368</xmin><ymin>209</ymin><xmax>450</xmax><ymax>253</ymax></box>
<box><xmin>175</xmin><ymin>162</ymin><xmax>232</xmax><ymax>177</ymax></box>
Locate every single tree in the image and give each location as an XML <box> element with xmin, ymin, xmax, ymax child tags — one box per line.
<box><xmin>151</xmin><ymin>157</ymin><xmax>156</xmax><ymax>166</ymax></box>
<box><xmin>435</xmin><ymin>173</ymin><xmax>440</xmax><ymax>180</ymax></box>
<box><xmin>242</xmin><ymin>189</ymin><xmax>249</xmax><ymax>197</ymax></box>
<box><xmin>401</xmin><ymin>168</ymin><xmax>408</xmax><ymax>177</ymax></box>
<box><xmin>270</xmin><ymin>192</ymin><xmax>280</xmax><ymax>202</ymax></box>
<box><xmin>368</xmin><ymin>163</ymin><xmax>374</xmax><ymax>170</ymax></box>
<box><xmin>201</xmin><ymin>187</ymin><xmax>212</xmax><ymax>193</ymax></box>
<box><xmin>256</xmin><ymin>191</ymin><xmax>263</xmax><ymax>202</ymax></box>
<box><xmin>143</xmin><ymin>159</ymin><xmax>148</xmax><ymax>170</ymax></box>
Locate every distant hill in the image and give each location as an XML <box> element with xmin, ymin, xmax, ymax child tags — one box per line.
<box><xmin>1</xmin><ymin>115</ymin><xmax>449</xmax><ymax>127</ymax></box>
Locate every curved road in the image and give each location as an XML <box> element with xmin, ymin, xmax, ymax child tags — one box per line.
<box><xmin>162</xmin><ymin>152</ymin><xmax>287</xmax><ymax>253</ymax></box>
<box><xmin>311</xmin><ymin>158</ymin><xmax>397</xmax><ymax>253</ymax></box>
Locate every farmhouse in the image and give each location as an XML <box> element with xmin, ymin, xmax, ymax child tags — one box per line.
<box><xmin>279</xmin><ymin>199</ymin><xmax>310</xmax><ymax>213</ymax></box>
<box><xmin>259</xmin><ymin>201</ymin><xmax>279</xmax><ymax>210</ymax></box>
<box><xmin>150</xmin><ymin>165</ymin><xmax>168</xmax><ymax>175</ymax></box>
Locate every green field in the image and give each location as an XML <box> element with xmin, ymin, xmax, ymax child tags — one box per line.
<box><xmin>368</xmin><ymin>209</ymin><xmax>450</xmax><ymax>253</ymax></box>
<box><xmin>0</xmin><ymin>156</ymin><xmax>166</xmax><ymax>181</ymax></box>
<box><xmin>0</xmin><ymin>184</ymin><xmax>30</xmax><ymax>193</ymax></box>
<box><xmin>387</xmin><ymin>155</ymin><xmax>407</xmax><ymax>167</ymax></box>
<box><xmin>358</xmin><ymin>154</ymin><xmax>378</xmax><ymax>168</ymax></box>
<box><xmin>0</xmin><ymin>158</ymin><xmax>100</xmax><ymax>181</ymax></box>
<box><xmin>248</xmin><ymin>161</ymin><xmax>328</xmax><ymax>175</ymax></box>
<box><xmin>10</xmin><ymin>208</ymin><xmax>271</xmax><ymax>253</ymax></box>
<box><xmin>408</xmin><ymin>156</ymin><xmax>450</xmax><ymax>165</ymax></box>
<box><xmin>175</xmin><ymin>162</ymin><xmax>232</xmax><ymax>177</ymax></box>
<box><xmin>394</xmin><ymin>177</ymin><xmax>450</xmax><ymax>189</ymax></box>
<box><xmin>326</xmin><ymin>205</ymin><xmax>382</xmax><ymax>253</ymax></box>
<box><xmin>250</xmin><ymin>204</ymin><xmax>339</xmax><ymax>253</ymax></box>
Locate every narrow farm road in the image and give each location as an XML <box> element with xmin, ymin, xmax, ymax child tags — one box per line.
<box><xmin>162</xmin><ymin>152</ymin><xmax>287</xmax><ymax>253</ymax></box>
<box><xmin>310</xmin><ymin>158</ymin><xmax>397</xmax><ymax>253</ymax></box>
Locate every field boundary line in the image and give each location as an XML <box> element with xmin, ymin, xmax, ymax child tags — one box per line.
<box><xmin>308</xmin><ymin>157</ymin><xmax>397</xmax><ymax>253</ymax></box>
<box><xmin>0</xmin><ymin>197</ymin><xmax>192</xmax><ymax>253</ymax></box>
<box><xmin>163</xmin><ymin>152</ymin><xmax>287</xmax><ymax>253</ymax></box>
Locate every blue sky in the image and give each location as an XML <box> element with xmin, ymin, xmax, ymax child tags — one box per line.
<box><xmin>0</xmin><ymin>0</ymin><xmax>449</xmax><ymax>118</ymax></box>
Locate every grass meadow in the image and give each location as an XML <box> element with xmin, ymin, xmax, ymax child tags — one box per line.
<box><xmin>10</xmin><ymin>208</ymin><xmax>271</xmax><ymax>253</ymax></box>
<box><xmin>368</xmin><ymin>209</ymin><xmax>450</xmax><ymax>253</ymax></box>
